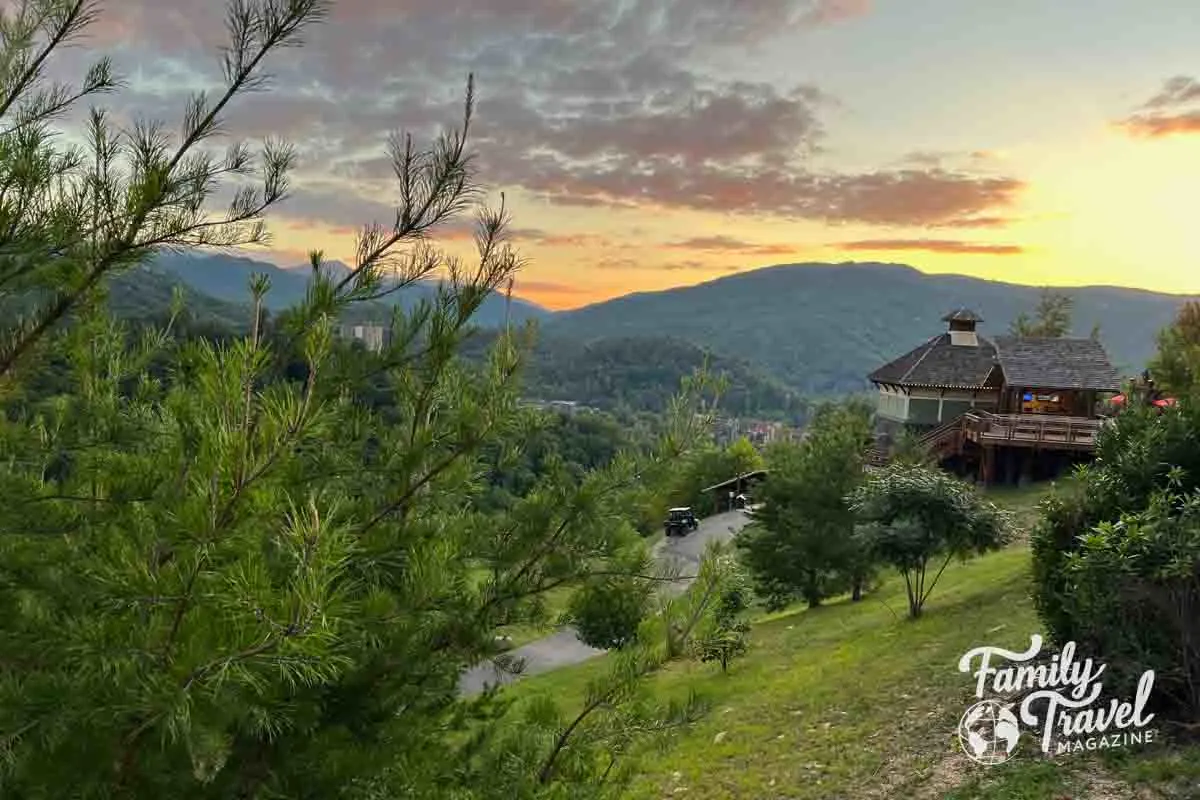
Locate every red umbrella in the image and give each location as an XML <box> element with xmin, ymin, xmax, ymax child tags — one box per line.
<box><xmin>1153</xmin><ymin>397</ymin><xmax>1177</xmax><ymax>408</ymax></box>
<box><xmin>1109</xmin><ymin>394</ymin><xmax>1126</xmax><ymax>405</ymax></box>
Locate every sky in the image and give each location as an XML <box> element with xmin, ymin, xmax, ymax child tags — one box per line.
<box><xmin>72</xmin><ymin>0</ymin><xmax>1200</xmax><ymax>309</ymax></box>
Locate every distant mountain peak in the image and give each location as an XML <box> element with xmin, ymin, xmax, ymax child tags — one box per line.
<box><xmin>148</xmin><ymin>250</ymin><xmax>552</xmax><ymax>325</ymax></box>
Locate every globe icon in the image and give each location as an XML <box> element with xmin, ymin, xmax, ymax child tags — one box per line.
<box><xmin>958</xmin><ymin>699</ymin><xmax>1020</xmax><ymax>765</ymax></box>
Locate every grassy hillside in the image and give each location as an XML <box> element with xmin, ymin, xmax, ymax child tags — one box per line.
<box><xmin>500</xmin><ymin>485</ymin><xmax>1200</xmax><ymax>799</ymax></box>
<box><xmin>547</xmin><ymin>263</ymin><xmax>1195</xmax><ymax>396</ymax></box>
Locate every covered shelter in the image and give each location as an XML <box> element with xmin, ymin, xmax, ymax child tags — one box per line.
<box><xmin>701</xmin><ymin>470</ymin><xmax>768</xmax><ymax>512</ymax></box>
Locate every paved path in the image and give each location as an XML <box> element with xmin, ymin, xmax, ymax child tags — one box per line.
<box><xmin>458</xmin><ymin>510</ymin><xmax>751</xmax><ymax>695</ymax></box>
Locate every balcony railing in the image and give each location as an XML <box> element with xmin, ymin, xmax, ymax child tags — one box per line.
<box><xmin>962</xmin><ymin>411</ymin><xmax>1101</xmax><ymax>449</ymax></box>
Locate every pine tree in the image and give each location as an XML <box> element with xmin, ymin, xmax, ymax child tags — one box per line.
<box><xmin>0</xmin><ymin>4</ymin><xmax>739</xmax><ymax>797</ymax></box>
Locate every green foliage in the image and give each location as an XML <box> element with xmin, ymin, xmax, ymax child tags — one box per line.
<box><xmin>1009</xmin><ymin>288</ymin><xmax>1074</xmax><ymax>337</ymax></box>
<box><xmin>1063</xmin><ymin>483</ymin><xmax>1200</xmax><ymax>713</ymax></box>
<box><xmin>514</xmin><ymin>335</ymin><xmax>810</xmax><ymax>421</ymax></box>
<box><xmin>737</xmin><ymin>401</ymin><xmax>873</xmax><ymax>610</ymax></box>
<box><xmin>0</xmin><ymin>5</ymin><xmax>742</xmax><ymax>797</ymax></box>
<box><xmin>477</xmin><ymin>408</ymin><xmax>639</xmax><ymax>513</ymax></box>
<box><xmin>1031</xmin><ymin>399</ymin><xmax>1200</xmax><ymax>647</ymax></box>
<box><xmin>1031</xmin><ymin>396</ymin><xmax>1200</xmax><ymax>719</ymax></box>
<box><xmin>568</xmin><ymin>575</ymin><xmax>653</xmax><ymax>651</ymax></box>
<box><xmin>850</xmin><ymin>465</ymin><xmax>1013</xmax><ymax>618</ymax></box>
<box><xmin>693</xmin><ymin>623</ymin><xmax>749</xmax><ymax>674</ymax></box>
<box><xmin>889</xmin><ymin>427</ymin><xmax>935</xmax><ymax>467</ymax></box>
<box><xmin>693</xmin><ymin>567</ymin><xmax>752</xmax><ymax>674</ymax></box>
<box><xmin>1148</xmin><ymin>300</ymin><xmax>1200</xmax><ymax>395</ymax></box>
<box><xmin>1030</xmin><ymin>305</ymin><xmax>1200</xmax><ymax>716</ymax></box>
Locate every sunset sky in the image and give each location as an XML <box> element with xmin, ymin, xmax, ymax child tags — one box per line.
<box><xmin>85</xmin><ymin>0</ymin><xmax>1200</xmax><ymax>308</ymax></box>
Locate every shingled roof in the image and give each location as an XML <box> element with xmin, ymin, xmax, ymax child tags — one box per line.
<box><xmin>992</xmin><ymin>336</ymin><xmax>1122</xmax><ymax>391</ymax></box>
<box><xmin>869</xmin><ymin>327</ymin><xmax>1123</xmax><ymax>391</ymax></box>
<box><xmin>868</xmin><ymin>333</ymin><xmax>1001</xmax><ymax>389</ymax></box>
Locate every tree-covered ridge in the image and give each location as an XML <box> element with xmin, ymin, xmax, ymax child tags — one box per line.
<box><xmin>463</xmin><ymin>331</ymin><xmax>811</xmax><ymax>421</ymax></box>
<box><xmin>95</xmin><ymin>255</ymin><xmax>1192</xmax><ymax>401</ymax></box>
<box><xmin>545</xmin><ymin>263</ymin><xmax>1191</xmax><ymax>394</ymax></box>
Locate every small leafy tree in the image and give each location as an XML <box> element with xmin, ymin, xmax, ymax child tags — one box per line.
<box><xmin>691</xmin><ymin>556</ymin><xmax>750</xmax><ymax>673</ymax></box>
<box><xmin>738</xmin><ymin>401</ymin><xmax>873</xmax><ymax>609</ymax></box>
<box><xmin>1148</xmin><ymin>300</ymin><xmax>1200</xmax><ymax>395</ymax></box>
<box><xmin>850</xmin><ymin>465</ymin><xmax>1013</xmax><ymax>618</ymax></box>
<box><xmin>1009</xmin><ymin>289</ymin><xmax>1074</xmax><ymax>337</ymax></box>
<box><xmin>695</xmin><ymin>623</ymin><xmax>749</xmax><ymax>674</ymax></box>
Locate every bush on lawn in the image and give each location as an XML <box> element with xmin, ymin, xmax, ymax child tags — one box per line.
<box><xmin>1032</xmin><ymin>399</ymin><xmax>1200</xmax><ymax>716</ymax></box>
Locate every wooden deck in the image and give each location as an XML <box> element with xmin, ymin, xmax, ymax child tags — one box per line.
<box><xmin>868</xmin><ymin>410</ymin><xmax>1105</xmax><ymax>469</ymax></box>
<box><xmin>961</xmin><ymin>411</ymin><xmax>1102</xmax><ymax>451</ymax></box>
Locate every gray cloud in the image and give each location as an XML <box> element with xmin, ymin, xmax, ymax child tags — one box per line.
<box><xmin>67</xmin><ymin>0</ymin><xmax>1024</xmax><ymax>233</ymax></box>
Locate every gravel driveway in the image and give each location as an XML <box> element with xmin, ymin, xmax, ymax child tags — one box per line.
<box><xmin>458</xmin><ymin>509</ymin><xmax>751</xmax><ymax>695</ymax></box>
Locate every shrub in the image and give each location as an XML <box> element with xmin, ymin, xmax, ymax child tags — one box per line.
<box><xmin>1031</xmin><ymin>400</ymin><xmax>1200</xmax><ymax>716</ymax></box>
<box><xmin>567</xmin><ymin>577</ymin><xmax>653</xmax><ymax>650</ymax></box>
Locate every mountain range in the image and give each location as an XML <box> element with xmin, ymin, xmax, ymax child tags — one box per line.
<box><xmin>99</xmin><ymin>254</ymin><xmax>1195</xmax><ymax>410</ymax></box>
<box><xmin>546</xmin><ymin>263</ymin><xmax>1193</xmax><ymax>394</ymax></box>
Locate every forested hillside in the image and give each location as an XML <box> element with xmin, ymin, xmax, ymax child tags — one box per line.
<box><xmin>546</xmin><ymin>263</ymin><xmax>1195</xmax><ymax>394</ymax></box>
<box><xmin>462</xmin><ymin>332</ymin><xmax>811</xmax><ymax>421</ymax></box>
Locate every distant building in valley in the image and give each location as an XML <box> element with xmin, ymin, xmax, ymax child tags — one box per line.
<box><xmin>338</xmin><ymin>322</ymin><xmax>388</xmax><ymax>353</ymax></box>
<box><xmin>713</xmin><ymin>416</ymin><xmax>799</xmax><ymax>448</ymax></box>
<box><xmin>519</xmin><ymin>399</ymin><xmax>600</xmax><ymax>415</ymax></box>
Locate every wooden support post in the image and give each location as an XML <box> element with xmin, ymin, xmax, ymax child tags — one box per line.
<box><xmin>980</xmin><ymin>446</ymin><xmax>996</xmax><ymax>486</ymax></box>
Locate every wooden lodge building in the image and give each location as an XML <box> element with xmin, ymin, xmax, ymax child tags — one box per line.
<box><xmin>868</xmin><ymin>309</ymin><xmax>1123</xmax><ymax>484</ymax></box>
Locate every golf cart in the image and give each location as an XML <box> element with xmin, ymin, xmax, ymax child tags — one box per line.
<box><xmin>664</xmin><ymin>507</ymin><xmax>699</xmax><ymax>537</ymax></box>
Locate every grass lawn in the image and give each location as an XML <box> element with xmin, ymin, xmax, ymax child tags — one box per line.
<box><xmin>499</xmin><ymin>482</ymin><xmax>1200</xmax><ymax>798</ymax></box>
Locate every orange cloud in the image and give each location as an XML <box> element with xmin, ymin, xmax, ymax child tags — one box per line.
<box><xmin>665</xmin><ymin>235</ymin><xmax>796</xmax><ymax>256</ymax></box>
<box><xmin>594</xmin><ymin>256</ymin><xmax>736</xmax><ymax>272</ymax></box>
<box><xmin>1116</xmin><ymin>76</ymin><xmax>1200</xmax><ymax>138</ymax></box>
<box><xmin>834</xmin><ymin>239</ymin><xmax>1023</xmax><ymax>255</ymax></box>
<box><xmin>928</xmin><ymin>216</ymin><xmax>1014</xmax><ymax>229</ymax></box>
<box><xmin>509</xmin><ymin>228</ymin><xmax>611</xmax><ymax>247</ymax></box>
<box><xmin>1118</xmin><ymin>111</ymin><xmax>1200</xmax><ymax>138</ymax></box>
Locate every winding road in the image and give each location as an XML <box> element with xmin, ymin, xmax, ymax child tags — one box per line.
<box><xmin>458</xmin><ymin>510</ymin><xmax>752</xmax><ymax>695</ymax></box>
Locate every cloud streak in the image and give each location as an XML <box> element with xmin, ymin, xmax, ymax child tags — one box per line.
<box><xmin>834</xmin><ymin>239</ymin><xmax>1024</xmax><ymax>255</ymax></box>
<box><xmin>665</xmin><ymin>236</ymin><xmax>797</xmax><ymax>256</ymax></box>
<box><xmin>1117</xmin><ymin>76</ymin><xmax>1200</xmax><ymax>138</ymax></box>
